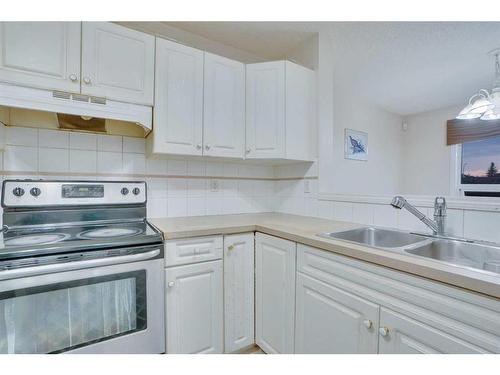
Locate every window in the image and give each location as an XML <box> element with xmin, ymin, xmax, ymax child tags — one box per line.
<box><xmin>459</xmin><ymin>135</ymin><xmax>500</xmax><ymax>197</ymax></box>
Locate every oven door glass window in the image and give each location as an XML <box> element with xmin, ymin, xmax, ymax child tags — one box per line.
<box><xmin>0</xmin><ymin>271</ymin><xmax>147</xmax><ymax>353</ymax></box>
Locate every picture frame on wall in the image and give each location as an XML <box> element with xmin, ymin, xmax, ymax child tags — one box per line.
<box><xmin>345</xmin><ymin>129</ymin><xmax>368</xmax><ymax>161</ymax></box>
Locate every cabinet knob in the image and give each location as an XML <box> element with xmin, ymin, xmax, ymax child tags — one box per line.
<box><xmin>69</xmin><ymin>73</ymin><xmax>78</xmax><ymax>82</ymax></box>
<box><xmin>168</xmin><ymin>281</ymin><xmax>175</xmax><ymax>288</ymax></box>
<box><xmin>228</xmin><ymin>245</ymin><xmax>235</xmax><ymax>251</ymax></box>
<box><xmin>196</xmin><ymin>144</ymin><xmax>202</xmax><ymax>150</ymax></box>
<box><xmin>83</xmin><ymin>76</ymin><xmax>91</xmax><ymax>85</ymax></box>
<box><xmin>378</xmin><ymin>327</ymin><xmax>389</xmax><ymax>337</ymax></box>
<box><xmin>205</xmin><ymin>144</ymin><xmax>211</xmax><ymax>151</ymax></box>
<box><xmin>363</xmin><ymin>319</ymin><xmax>373</xmax><ymax>329</ymax></box>
<box><xmin>246</xmin><ymin>148</ymin><xmax>251</xmax><ymax>154</ymax></box>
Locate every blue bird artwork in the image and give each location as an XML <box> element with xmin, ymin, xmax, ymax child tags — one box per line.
<box><xmin>349</xmin><ymin>136</ymin><xmax>366</xmax><ymax>154</ymax></box>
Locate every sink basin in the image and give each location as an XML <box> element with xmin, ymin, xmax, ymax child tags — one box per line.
<box><xmin>318</xmin><ymin>227</ymin><xmax>427</xmax><ymax>249</ymax></box>
<box><xmin>405</xmin><ymin>240</ymin><xmax>500</xmax><ymax>274</ymax></box>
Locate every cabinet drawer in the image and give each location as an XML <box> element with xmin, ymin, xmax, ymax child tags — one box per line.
<box><xmin>165</xmin><ymin>236</ymin><xmax>223</xmax><ymax>267</ymax></box>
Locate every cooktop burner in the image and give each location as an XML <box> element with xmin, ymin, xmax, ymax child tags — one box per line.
<box><xmin>4</xmin><ymin>233</ymin><xmax>70</xmax><ymax>247</ymax></box>
<box><xmin>0</xmin><ymin>180</ymin><xmax>163</xmax><ymax>262</ymax></box>
<box><xmin>78</xmin><ymin>227</ymin><xmax>143</xmax><ymax>239</ymax></box>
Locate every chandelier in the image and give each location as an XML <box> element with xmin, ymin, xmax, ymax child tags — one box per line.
<box><xmin>456</xmin><ymin>49</ymin><xmax>500</xmax><ymax>121</ymax></box>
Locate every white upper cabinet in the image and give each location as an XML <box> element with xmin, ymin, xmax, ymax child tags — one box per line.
<box><xmin>152</xmin><ymin>38</ymin><xmax>204</xmax><ymax>155</ymax></box>
<box><xmin>0</xmin><ymin>22</ymin><xmax>154</xmax><ymax>105</ymax></box>
<box><xmin>246</xmin><ymin>61</ymin><xmax>285</xmax><ymax>159</ymax></box>
<box><xmin>246</xmin><ymin>60</ymin><xmax>315</xmax><ymax>161</ymax></box>
<box><xmin>203</xmin><ymin>53</ymin><xmax>245</xmax><ymax>158</ymax></box>
<box><xmin>0</xmin><ymin>22</ymin><xmax>81</xmax><ymax>92</ymax></box>
<box><xmin>81</xmin><ymin>22</ymin><xmax>155</xmax><ymax>105</ymax></box>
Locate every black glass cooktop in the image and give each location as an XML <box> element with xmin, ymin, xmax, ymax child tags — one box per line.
<box><xmin>0</xmin><ymin>220</ymin><xmax>163</xmax><ymax>260</ymax></box>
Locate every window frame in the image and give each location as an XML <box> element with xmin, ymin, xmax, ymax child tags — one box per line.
<box><xmin>452</xmin><ymin>142</ymin><xmax>500</xmax><ymax>197</ymax></box>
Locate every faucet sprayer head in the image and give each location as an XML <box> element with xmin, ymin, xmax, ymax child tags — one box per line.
<box><xmin>390</xmin><ymin>196</ymin><xmax>406</xmax><ymax>209</ymax></box>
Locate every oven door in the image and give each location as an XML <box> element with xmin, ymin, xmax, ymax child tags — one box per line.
<box><xmin>0</xmin><ymin>247</ymin><xmax>164</xmax><ymax>354</ymax></box>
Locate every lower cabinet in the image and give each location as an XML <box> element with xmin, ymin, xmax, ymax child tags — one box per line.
<box><xmin>255</xmin><ymin>233</ymin><xmax>296</xmax><ymax>354</ymax></box>
<box><xmin>165</xmin><ymin>260</ymin><xmax>223</xmax><ymax>353</ymax></box>
<box><xmin>223</xmin><ymin>233</ymin><xmax>255</xmax><ymax>353</ymax></box>
<box><xmin>378</xmin><ymin>308</ymin><xmax>487</xmax><ymax>354</ymax></box>
<box><xmin>296</xmin><ymin>243</ymin><xmax>500</xmax><ymax>354</ymax></box>
<box><xmin>295</xmin><ymin>272</ymin><xmax>379</xmax><ymax>354</ymax></box>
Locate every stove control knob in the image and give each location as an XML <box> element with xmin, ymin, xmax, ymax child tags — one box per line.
<box><xmin>132</xmin><ymin>187</ymin><xmax>141</xmax><ymax>195</ymax></box>
<box><xmin>121</xmin><ymin>187</ymin><xmax>129</xmax><ymax>196</ymax></box>
<box><xmin>30</xmin><ymin>187</ymin><xmax>41</xmax><ymax>197</ymax></box>
<box><xmin>12</xmin><ymin>187</ymin><xmax>25</xmax><ymax>197</ymax></box>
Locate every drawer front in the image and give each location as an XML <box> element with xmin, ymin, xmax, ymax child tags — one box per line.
<box><xmin>166</xmin><ymin>236</ymin><xmax>223</xmax><ymax>267</ymax></box>
<box><xmin>297</xmin><ymin>244</ymin><xmax>500</xmax><ymax>353</ymax></box>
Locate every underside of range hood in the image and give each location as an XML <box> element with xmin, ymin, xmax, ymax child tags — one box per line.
<box><xmin>0</xmin><ymin>83</ymin><xmax>153</xmax><ymax>134</ymax></box>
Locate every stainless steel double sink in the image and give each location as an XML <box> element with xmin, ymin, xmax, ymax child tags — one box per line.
<box><xmin>318</xmin><ymin>227</ymin><xmax>500</xmax><ymax>274</ymax></box>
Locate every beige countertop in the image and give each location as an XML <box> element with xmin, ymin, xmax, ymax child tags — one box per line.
<box><xmin>150</xmin><ymin>213</ymin><xmax>500</xmax><ymax>300</ymax></box>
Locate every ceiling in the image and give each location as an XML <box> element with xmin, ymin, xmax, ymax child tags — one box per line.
<box><xmin>328</xmin><ymin>22</ymin><xmax>500</xmax><ymax>116</ymax></box>
<box><xmin>162</xmin><ymin>22</ymin><xmax>321</xmax><ymax>60</ymax></box>
<box><xmin>127</xmin><ymin>21</ymin><xmax>500</xmax><ymax>116</ymax></box>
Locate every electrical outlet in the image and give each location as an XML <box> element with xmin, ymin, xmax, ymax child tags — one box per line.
<box><xmin>304</xmin><ymin>180</ymin><xmax>310</xmax><ymax>193</ymax></box>
<box><xmin>210</xmin><ymin>179</ymin><xmax>220</xmax><ymax>192</ymax></box>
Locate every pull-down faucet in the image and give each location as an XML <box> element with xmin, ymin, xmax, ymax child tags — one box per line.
<box><xmin>391</xmin><ymin>196</ymin><xmax>447</xmax><ymax>235</ymax></box>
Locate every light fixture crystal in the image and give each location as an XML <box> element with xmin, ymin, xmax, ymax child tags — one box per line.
<box><xmin>456</xmin><ymin>50</ymin><xmax>500</xmax><ymax>121</ymax></box>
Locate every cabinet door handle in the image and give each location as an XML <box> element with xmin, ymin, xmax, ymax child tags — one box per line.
<box><xmin>69</xmin><ymin>74</ymin><xmax>78</xmax><ymax>82</ymax></box>
<box><xmin>246</xmin><ymin>148</ymin><xmax>251</xmax><ymax>154</ymax></box>
<box><xmin>83</xmin><ymin>76</ymin><xmax>91</xmax><ymax>85</ymax></box>
<box><xmin>205</xmin><ymin>144</ymin><xmax>211</xmax><ymax>151</ymax></box>
<box><xmin>378</xmin><ymin>327</ymin><xmax>389</xmax><ymax>337</ymax></box>
<box><xmin>363</xmin><ymin>319</ymin><xmax>373</xmax><ymax>329</ymax></box>
<box><xmin>196</xmin><ymin>144</ymin><xmax>202</xmax><ymax>150</ymax></box>
<box><xmin>168</xmin><ymin>281</ymin><xmax>175</xmax><ymax>288</ymax></box>
<box><xmin>228</xmin><ymin>245</ymin><xmax>234</xmax><ymax>251</ymax></box>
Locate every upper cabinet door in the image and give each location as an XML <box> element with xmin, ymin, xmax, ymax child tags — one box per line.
<box><xmin>153</xmin><ymin>38</ymin><xmax>204</xmax><ymax>156</ymax></box>
<box><xmin>0</xmin><ymin>22</ymin><xmax>81</xmax><ymax>92</ymax></box>
<box><xmin>203</xmin><ymin>53</ymin><xmax>245</xmax><ymax>158</ymax></box>
<box><xmin>246</xmin><ymin>61</ymin><xmax>285</xmax><ymax>159</ymax></box>
<box><xmin>81</xmin><ymin>22</ymin><xmax>155</xmax><ymax>105</ymax></box>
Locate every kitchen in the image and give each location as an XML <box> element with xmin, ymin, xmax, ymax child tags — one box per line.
<box><xmin>0</xmin><ymin>1</ymin><xmax>500</xmax><ymax>372</ymax></box>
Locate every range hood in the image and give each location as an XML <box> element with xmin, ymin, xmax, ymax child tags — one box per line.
<box><xmin>0</xmin><ymin>83</ymin><xmax>152</xmax><ymax>133</ymax></box>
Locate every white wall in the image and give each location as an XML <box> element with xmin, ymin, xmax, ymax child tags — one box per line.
<box><xmin>400</xmin><ymin>105</ymin><xmax>461</xmax><ymax>196</ymax></box>
<box><xmin>318</xmin><ymin>30</ymin><xmax>403</xmax><ymax>197</ymax></box>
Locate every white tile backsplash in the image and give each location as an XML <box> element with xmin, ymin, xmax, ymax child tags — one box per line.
<box><xmin>69</xmin><ymin>133</ymin><xmax>97</xmax><ymax>150</ymax></box>
<box><xmin>167</xmin><ymin>159</ymin><xmax>187</xmax><ymax>175</ymax></box>
<box><xmin>464</xmin><ymin>210</ymin><xmax>500</xmax><ymax>243</ymax></box>
<box><xmin>123</xmin><ymin>137</ymin><xmax>145</xmax><ymax>153</ymax></box>
<box><xmin>39</xmin><ymin>129</ymin><xmax>69</xmax><ymax>149</ymax></box>
<box><xmin>4</xmin><ymin>145</ymin><xmax>38</xmax><ymax>171</ymax></box>
<box><xmin>38</xmin><ymin>148</ymin><xmax>69</xmax><ymax>173</ymax></box>
<box><xmin>332</xmin><ymin>201</ymin><xmax>353</xmax><ymax>222</ymax></box>
<box><xmin>97</xmin><ymin>134</ymin><xmax>122</xmax><ymax>152</ymax></box>
<box><xmin>1</xmin><ymin>127</ymin><xmax>498</xmax><ymax>243</ymax></box>
<box><xmin>97</xmin><ymin>151</ymin><xmax>122</xmax><ymax>174</ymax></box>
<box><xmin>69</xmin><ymin>149</ymin><xmax>97</xmax><ymax>173</ymax></box>
<box><xmin>6</xmin><ymin>126</ymin><xmax>38</xmax><ymax>147</ymax></box>
<box><xmin>123</xmin><ymin>153</ymin><xmax>146</xmax><ymax>174</ymax></box>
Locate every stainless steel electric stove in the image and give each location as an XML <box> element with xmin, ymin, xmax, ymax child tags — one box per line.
<box><xmin>0</xmin><ymin>180</ymin><xmax>165</xmax><ymax>354</ymax></box>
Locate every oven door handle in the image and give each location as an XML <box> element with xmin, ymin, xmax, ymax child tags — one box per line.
<box><xmin>0</xmin><ymin>248</ymin><xmax>161</xmax><ymax>280</ymax></box>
